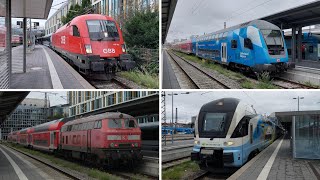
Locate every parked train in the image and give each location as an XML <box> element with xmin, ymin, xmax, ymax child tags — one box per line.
<box><xmin>0</xmin><ymin>25</ymin><xmax>6</xmax><ymax>50</ymax></box>
<box><xmin>191</xmin><ymin>98</ymin><xmax>284</xmax><ymax>172</ymax></box>
<box><xmin>162</xmin><ymin>127</ymin><xmax>194</xmax><ymax>135</ymax></box>
<box><xmin>7</xmin><ymin>112</ymin><xmax>142</xmax><ymax>167</ymax></box>
<box><xmin>172</xmin><ymin>20</ymin><xmax>295</xmax><ymax>75</ymax></box>
<box><xmin>50</xmin><ymin>14</ymin><xmax>135</xmax><ymax>75</ymax></box>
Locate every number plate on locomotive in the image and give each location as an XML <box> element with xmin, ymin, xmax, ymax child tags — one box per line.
<box><xmin>201</xmin><ymin>149</ymin><xmax>214</xmax><ymax>155</ymax></box>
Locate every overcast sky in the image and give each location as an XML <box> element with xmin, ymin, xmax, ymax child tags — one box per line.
<box><xmin>26</xmin><ymin>91</ymin><xmax>67</xmax><ymax>107</ymax></box>
<box><xmin>163</xmin><ymin>91</ymin><xmax>320</xmax><ymax>123</ymax></box>
<box><xmin>167</xmin><ymin>0</ymin><xmax>317</xmax><ymax>42</ymax></box>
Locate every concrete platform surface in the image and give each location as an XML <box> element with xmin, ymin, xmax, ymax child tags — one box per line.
<box><xmin>10</xmin><ymin>45</ymin><xmax>94</xmax><ymax>89</ymax></box>
<box><xmin>162</xmin><ymin>49</ymin><xmax>180</xmax><ymax>89</ymax></box>
<box><xmin>0</xmin><ymin>144</ymin><xmax>53</xmax><ymax>180</ymax></box>
<box><xmin>228</xmin><ymin>137</ymin><xmax>320</xmax><ymax>180</ymax></box>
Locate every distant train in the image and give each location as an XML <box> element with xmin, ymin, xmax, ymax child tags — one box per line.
<box><xmin>8</xmin><ymin>112</ymin><xmax>142</xmax><ymax>167</ymax></box>
<box><xmin>0</xmin><ymin>26</ymin><xmax>6</xmax><ymax>49</ymax></box>
<box><xmin>162</xmin><ymin>127</ymin><xmax>194</xmax><ymax>135</ymax></box>
<box><xmin>191</xmin><ymin>98</ymin><xmax>284</xmax><ymax>172</ymax></box>
<box><xmin>172</xmin><ymin>20</ymin><xmax>295</xmax><ymax>75</ymax></box>
<box><xmin>285</xmin><ymin>32</ymin><xmax>320</xmax><ymax>61</ymax></box>
<box><xmin>50</xmin><ymin>14</ymin><xmax>135</xmax><ymax>76</ymax></box>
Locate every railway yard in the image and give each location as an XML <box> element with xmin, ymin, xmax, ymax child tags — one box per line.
<box><xmin>163</xmin><ymin>49</ymin><xmax>320</xmax><ymax>89</ymax></box>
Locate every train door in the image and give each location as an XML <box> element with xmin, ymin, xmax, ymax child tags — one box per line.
<box><xmin>87</xmin><ymin>129</ymin><xmax>91</xmax><ymax>153</ymax></box>
<box><xmin>221</xmin><ymin>43</ymin><xmax>227</xmax><ymax>63</ymax></box>
<box><xmin>50</xmin><ymin>132</ymin><xmax>54</xmax><ymax>149</ymax></box>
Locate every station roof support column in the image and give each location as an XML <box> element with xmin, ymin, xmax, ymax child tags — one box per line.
<box><xmin>23</xmin><ymin>18</ymin><xmax>26</xmax><ymax>73</ymax></box>
<box><xmin>6</xmin><ymin>0</ymin><xmax>12</xmax><ymax>86</ymax></box>
<box><xmin>292</xmin><ymin>27</ymin><xmax>297</xmax><ymax>63</ymax></box>
<box><xmin>297</xmin><ymin>27</ymin><xmax>302</xmax><ymax>62</ymax></box>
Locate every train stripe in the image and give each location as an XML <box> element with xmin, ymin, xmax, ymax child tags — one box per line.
<box><xmin>0</xmin><ymin>145</ymin><xmax>28</xmax><ymax>180</ymax></box>
<box><xmin>41</xmin><ymin>46</ymin><xmax>63</xmax><ymax>89</ymax></box>
<box><xmin>257</xmin><ymin>137</ymin><xmax>284</xmax><ymax>180</ymax></box>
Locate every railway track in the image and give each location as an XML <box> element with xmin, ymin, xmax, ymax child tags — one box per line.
<box><xmin>89</xmin><ymin>77</ymin><xmax>131</xmax><ymax>89</ymax></box>
<box><xmin>272</xmin><ymin>77</ymin><xmax>317</xmax><ymax>89</ymax></box>
<box><xmin>167</xmin><ymin>51</ymin><xmax>231</xmax><ymax>89</ymax></box>
<box><xmin>191</xmin><ymin>170</ymin><xmax>231</xmax><ymax>180</ymax></box>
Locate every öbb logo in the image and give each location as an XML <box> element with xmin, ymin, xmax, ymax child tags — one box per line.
<box><xmin>103</xmin><ymin>48</ymin><xmax>116</xmax><ymax>54</ymax></box>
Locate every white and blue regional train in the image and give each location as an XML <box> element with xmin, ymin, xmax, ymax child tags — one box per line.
<box><xmin>174</xmin><ymin>20</ymin><xmax>295</xmax><ymax>75</ymax></box>
<box><xmin>191</xmin><ymin>98</ymin><xmax>283</xmax><ymax>172</ymax></box>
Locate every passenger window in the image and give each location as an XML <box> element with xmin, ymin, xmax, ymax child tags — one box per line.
<box><xmin>72</xmin><ymin>25</ymin><xmax>80</xmax><ymax>37</ymax></box>
<box><xmin>231</xmin><ymin>40</ymin><xmax>237</xmax><ymax>49</ymax></box>
<box><xmin>66</xmin><ymin>136</ymin><xmax>68</xmax><ymax>144</ymax></box>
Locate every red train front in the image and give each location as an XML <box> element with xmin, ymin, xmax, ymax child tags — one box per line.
<box><xmin>172</xmin><ymin>40</ymin><xmax>192</xmax><ymax>54</ymax></box>
<box><xmin>60</xmin><ymin>112</ymin><xmax>142</xmax><ymax>167</ymax></box>
<box><xmin>51</xmin><ymin>14</ymin><xmax>135</xmax><ymax>75</ymax></box>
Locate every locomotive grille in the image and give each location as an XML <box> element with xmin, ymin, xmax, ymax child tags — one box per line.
<box><xmin>118</xmin><ymin>143</ymin><xmax>131</xmax><ymax>148</ymax></box>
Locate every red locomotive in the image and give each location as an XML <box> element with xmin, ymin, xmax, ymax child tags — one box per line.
<box><xmin>51</xmin><ymin>14</ymin><xmax>135</xmax><ymax>75</ymax></box>
<box><xmin>172</xmin><ymin>40</ymin><xmax>192</xmax><ymax>54</ymax></box>
<box><xmin>0</xmin><ymin>26</ymin><xmax>6</xmax><ymax>49</ymax></box>
<box><xmin>8</xmin><ymin>112</ymin><xmax>142</xmax><ymax>167</ymax></box>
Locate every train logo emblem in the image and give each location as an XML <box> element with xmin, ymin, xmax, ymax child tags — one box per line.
<box><xmin>61</xmin><ymin>36</ymin><xmax>66</xmax><ymax>44</ymax></box>
<box><xmin>122</xmin><ymin>135</ymin><xmax>128</xmax><ymax>140</ymax></box>
<box><xmin>103</xmin><ymin>48</ymin><xmax>116</xmax><ymax>54</ymax></box>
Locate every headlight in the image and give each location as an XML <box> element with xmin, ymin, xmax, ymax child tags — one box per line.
<box><xmin>194</xmin><ymin>140</ymin><xmax>200</xmax><ymax>145</ymax></box>
<box><xmin>122</xmin><ymin>44</ymin><xmax>126</xmax><ymax>53</ymax></box>
<box><xmin>224</xmin><ymin>141</ymin><xmax>235</xmax><ymax>146</ymax></box>
<box><xmin>85</xmin><ymin>44</ymin><xmax>92</xmax><ymax>54</ymax></box>
<box><xmin>134</xmin><ymin>143</ymin><xmax>138</xmax><ymax>147</ymax></box>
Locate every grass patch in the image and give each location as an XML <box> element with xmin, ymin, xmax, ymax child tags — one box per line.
<box><xmin>241</xmin><ymin>80</ymin><xmax>255</xmax><ymax>89</ymax></box>
<box><xmin>3</xmin><ymin>142</ymin><xmax>122</xmax><ymax>180</ymax></box>
<box><xmin>304</xmin><ymin>81</ymin><xmax>320</xmax><ymax>88</ymax></box>
<box><xmin>119</xmin><ymin>71</ymin><xmax>159</xmax><ymax>89</ymax></box>
<box><xmin>162</xmin><ymin>161</ymin><xmax>200</xmax><ymax>180</ymax></box>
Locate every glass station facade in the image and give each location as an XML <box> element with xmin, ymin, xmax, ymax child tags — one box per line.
<box><xmin>293</xmin><ymin>114</ymin><xmax>320</xmax><ymax>159</ymax></box>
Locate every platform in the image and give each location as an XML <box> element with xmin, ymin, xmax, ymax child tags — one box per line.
<box><xmin>162</xmin><ymin>49</ymin><xmax>181</xmax><ymax>89</ymax></box>
<box><xmin>10</xmin><ymin>45</ymin><xmax>94</xmax><ymax>89</ymax></box>
<box><xmin>228</xmin><ymin>136</ymin><xmax>320</xmax><ymax>180</ymax></box>
<box><xmin>295</xmin><ymin>59</ymin><xmax>320</xmax><ymax>69</ymax></box>
<box><xmin>0</xmin><ymin>144</ymin><xmax>65</xmax><ymax>180</ymax></box>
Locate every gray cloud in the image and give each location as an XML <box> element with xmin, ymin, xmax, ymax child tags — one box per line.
<box><xmin>163</xmin><ymin>91</ymin><xmax>320</xmax><ymax>123</ymax></box>
<box><xmin>27</xmin><ymin>91</ymin><xmax>67</xmax><ymax>107</ymax></box>
<box><xmin>167</xmin><ymin>0</ymin><xmax>316</xmax><ymax>42</ymax></box>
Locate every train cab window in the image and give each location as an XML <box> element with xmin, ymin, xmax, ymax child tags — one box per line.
<box><xmin>94</xmin><ymin>120</ymin><xmax>102</xmax><ymax>129</ymax></box>
<box><xmin>72</xmin><ymin>25</ymin><xmax>80</xmax><ymax>37</ymax></box>
<box><xmin>124</xmin><ymin>119</ymin><xmax>137</xmax><ymax>128</ymax></box>
<box><xmin>109</xmin><ymin>119</ymin><xmax>122</xmax><ymax>128</ymax></box>
<box><xmin>244</xmin><ymin>38</ymin><xmax>253</xmax><ymax>50</ymax></box>
<box><xmin>231</xmin><ymin>40</ymin><xmax>237</xmax><ymax>49</ymax></box>
<box><xmin>231</xmin><ymin>116</ymin><xmax>250</xmax><ymax>138</ymax></box>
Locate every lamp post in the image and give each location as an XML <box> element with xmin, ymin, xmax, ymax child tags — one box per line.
<box><xmin>167</xmin><ymin>92</ymin><xmax>190</xmax><ymax>144</ymax></box>
<box><xmin>293</xmin><ymin>96</ymin><xmax>304</xmax><ymax>111</ymax></box>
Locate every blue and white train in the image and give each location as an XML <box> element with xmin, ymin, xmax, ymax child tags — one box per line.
<box><xmin>191</xmin><ymin>98</ymin><xmax>283</xmax><ymax>172</ymax></box>
<box><xmin>173</xmin><ymin>20</ymin><xmax>295</xmax><ymax>75</ymax></box>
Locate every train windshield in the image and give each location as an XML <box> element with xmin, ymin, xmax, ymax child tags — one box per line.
<box><xmin>261</xmin><ymin>30</ymin><xmax>285</xmax><ymax>55</ymax></box>
<box><xmin>87</xmin><ymin>20</ymin><xmax>119</xmax><ymax>41</ymax></box>
<box><xmin>202</xmin><ymin>113</ymin><xmax>227</xmax><ymax>133</ymax></box>
<box><xmin>108</xmin><ymin>119</ymin><xmax>137</xmax><ymax>128</ymax></box>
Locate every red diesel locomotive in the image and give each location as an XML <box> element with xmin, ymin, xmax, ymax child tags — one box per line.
<box><xmin>51</xmin><ymin>14</ymin><xmax>135</xmax><ymax>75</ymax></box>
<box><xmin>8</xmin><ymin>112</ymin><xmax>142</xmax><ymax>167</ymax></box>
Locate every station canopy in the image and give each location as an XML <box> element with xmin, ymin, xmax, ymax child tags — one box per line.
<box><xmin>261</xmin><ymin>1</ymin><xmax>320</xmax><ymax>29</ymax></box>
<box><xmin>162</xmin><ymin>0</ymin><xmax>178</xmax><ymax>43</ymax></box>
<box><xmin>0</xmin><ymin>92</ymin><xmax>29</xmax><ymax>125</ymax></box>
<box><xmin>0</xmin><ymin>0</ymin><xmax>53</xmax><ymax>19</ymax></box>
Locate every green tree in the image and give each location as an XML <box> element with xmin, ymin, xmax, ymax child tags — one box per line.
<box><xmin>123</xmin><ymin>10</ymin><xmax>159</xmax><ymax>49</ymax></box>
<box><xmin>61</xmin><ymin>1</ymin><xmax>92</xmax><ymax>25</ymax></box>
